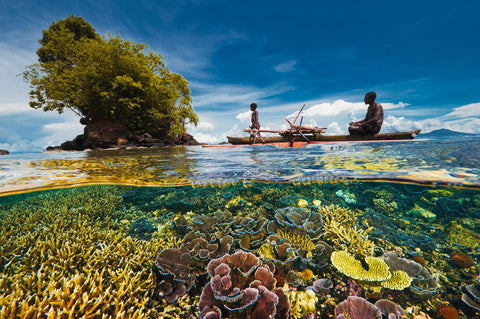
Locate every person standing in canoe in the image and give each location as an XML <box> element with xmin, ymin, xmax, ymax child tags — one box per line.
<box><xmin>249</xmin><ymin>103</ymin><xmax>265</xmax><ymax>143</ymax></box>
<box><xmin>348</xmin><ymin>91</ymin><xmax>384</xmax><ymax>135</ymax></box>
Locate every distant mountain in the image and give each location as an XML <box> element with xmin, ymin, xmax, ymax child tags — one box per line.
<box><xmin>420</xmin><ymin>129</ymin><xmax>480</xmax><ymax>138</ymax></box>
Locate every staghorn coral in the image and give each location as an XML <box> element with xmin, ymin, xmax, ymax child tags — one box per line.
<box><xmin>0</xmin><ymin>185</ymin><xmax>171</xmax><ymax>318</ymax></box>
<box><xmin>318</xmin><ymin>204</ymin><xmax>375</xmax><ymax>257</ymax></box>
<box><xmin>198</xmin><ymin>250</ymin><xmax>289</xmax><ymax>319</ymax></box>
<box><xmin>331</xmin><ymin>250</ymin><xmax>391</xmax><ymax>282</ymax></box>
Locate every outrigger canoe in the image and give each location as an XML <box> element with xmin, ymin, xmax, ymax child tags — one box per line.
<box><xmin>227</xmin><ymin>129</ymin><xmax>422</xmax><ymax>145</ymax></box>
<box><xmin>212</xmin><ymin>104</ymin><xmax>422</xmax><ymax>148</ymax></box>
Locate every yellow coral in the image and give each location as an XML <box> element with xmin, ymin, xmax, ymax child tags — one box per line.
<box><xmin>286</xmin><ymin>288</ymin><xmax>317</xmax><ymax>318</ymax></box>
<box><xmin>277</xmin><ymin>229</ymin><xmax>315</xmax><ymax>253</ymax></box>
<box><xmin>381</xmin><ymin>270</ymin><xmax>412</xmax><ymax>290</ymax></box>
<box><xmin>331</xmin><ymin>250</ymin><xmax>391</xmax><ymax>282</ymax></box>
<box><xmin>297</xmin><ymin>199</ymin><xmax>309</xmax><ymax>208</ymax></box>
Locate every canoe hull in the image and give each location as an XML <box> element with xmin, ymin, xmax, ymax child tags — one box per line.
<box><xmin>227</xmin><ymin>129</ymin><xmax>421</xmax><ymax>145</ymax></box>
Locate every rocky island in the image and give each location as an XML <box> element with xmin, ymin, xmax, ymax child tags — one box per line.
<box><xmin>46</xmin><ymin>115</ymin><xmax>199</xmax><ymax>152</ymax></box>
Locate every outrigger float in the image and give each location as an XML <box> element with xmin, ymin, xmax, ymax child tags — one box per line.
<box><xmin>221</xmin><ymin>104</ymin><xmax>422</xmax><ymax>148</ymax></box>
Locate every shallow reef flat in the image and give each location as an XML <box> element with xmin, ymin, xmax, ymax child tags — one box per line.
<box><xmin>1</xmin><ymin>181</ymin><xmax>480</xmax><ymax>318</ymax></box>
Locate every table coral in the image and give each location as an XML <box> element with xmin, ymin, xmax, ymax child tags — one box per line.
<box><xmin>331</xmin><ymin>250</ymin><xmax>391</xmax><ymax>282</ymax></box>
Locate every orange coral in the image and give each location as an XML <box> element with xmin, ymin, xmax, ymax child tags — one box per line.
<box><xmin>436</xmin><ymin>305</ymin><xmax>458</xmax><ymax>319</ymax></box>
<box><xmin>300</xmin><ymin>269</ymin><xmax>314</xmax><ymax>281</ymax></box>
<box><xmin>451</xmin><ymin>252</ymin><xmax>473</xmax><ymax>268</ymax></box>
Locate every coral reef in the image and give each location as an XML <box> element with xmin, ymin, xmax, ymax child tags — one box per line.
<box><xmin>1</xmin><ymin>179</ymin><xmax>479</xmax><ymax>318</ymax></box>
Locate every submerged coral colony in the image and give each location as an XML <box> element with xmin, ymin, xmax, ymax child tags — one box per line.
<box><xmin>1</xmin><ymin>181</ymin><xmax>480</xmax><ymax>318</ymax></box>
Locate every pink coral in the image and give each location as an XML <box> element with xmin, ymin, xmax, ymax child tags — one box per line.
<box><xmin>199</xmin><ymin>250</ymin><xmax>290</xmax><ymax>319</ymax></box>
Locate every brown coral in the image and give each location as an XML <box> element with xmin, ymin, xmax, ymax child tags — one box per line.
<box><xmin>436</xmin><ymin>304</ymin><xmax>458</xmax><ymax>319</ymax></box>
<box><xmin>451</xmin><ymin>252</ymin><xmax>473</xmax><ymax>268</ymax></box>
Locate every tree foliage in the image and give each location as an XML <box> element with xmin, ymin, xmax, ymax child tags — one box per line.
<box><xmin>23</xmin><ymin>15</ymin><xmax>198</xmax><ymax>136</ymax></box>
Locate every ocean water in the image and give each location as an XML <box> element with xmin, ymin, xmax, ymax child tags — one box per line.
<box><xmin>1</xmin><ymin>136</ymin><xmax>479</xmax><ymax>318</ymax></box>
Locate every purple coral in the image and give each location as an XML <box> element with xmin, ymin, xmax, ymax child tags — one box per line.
<box><xmin>270</xmin><ymin>207</ymin><xmax>323</xmax><ymax>238</ymax></box>
<box><xmin>334</xmin><ymin>296</ymin><xmax>382</xmax><ymax>319</ymax></box>
<box><xmin>199</xmin><ymin>250</ymin><xmax>289</xmax><ymax>319</ymax></box>
<box><xmin>309</xmin><ymin>278</ymin><xmax>333</xmax><ymax>293</ymax></box>
<box><xmin>375</xmin><ymin>299</ymin><xmax>406</xmax><ymax>318</ymax></box>
<box><xmin>153</xmin><ymin>248</ymin><xmax>195</xmax><ymax>303</ymax></box>
<box><xmin>461</xmin><ymin>276</ymin><xmax>480</xmax><ymax>312</ymax></box>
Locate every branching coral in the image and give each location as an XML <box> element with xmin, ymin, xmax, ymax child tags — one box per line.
<box><xmin>0</xmin><ymin>186</ymin><xmax>178</xmax><ymax>318</ymax></box>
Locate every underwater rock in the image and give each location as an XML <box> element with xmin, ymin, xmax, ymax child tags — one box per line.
<box><xmin>198</xmin><ymin>250</ymin><xmax>289</xmax><ymax>319</ymax></box>
<box><xmin>461</xmin><ymin>276</ymin><xmax>480</xmax><ymax>312</ymax></box>
<box><xmin>334</xmin><ymin>296</ymin><xmax>382</xmax><ymax>319</ymax></box>
<box><xmin>153</xmin><ymin>248</ymin><xmax>195</xmax><ymax>303</ymax></box>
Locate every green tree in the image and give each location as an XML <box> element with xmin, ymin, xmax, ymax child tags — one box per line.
<box><xmin>23</xmin><ymin>15</ymin><xmax>198</xmax><ymax>136</ymax></box>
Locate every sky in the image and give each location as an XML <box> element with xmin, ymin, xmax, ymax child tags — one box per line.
<box><xmin>1</xmin><ymin>0</ymin><xmax>480</xmax><ymax>153</ymax></box>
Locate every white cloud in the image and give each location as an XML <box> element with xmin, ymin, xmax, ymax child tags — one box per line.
<box><xmin>236</xmin><ymin>110</ymin><xmax>251</xmax><ymax>122</ymax></box>
<box><xmin>196</xmin><ymin>121</ymin><xmax>215</xmax><ymax>130</ymax></box>
<box><xmin>274</xmin><ymin>60</ymin><xmax>297</xmax><ymax>73</ymax></box>
<box><xmin>445</xmin><ymin>102</ymin><xmax>480</xmax><ymax>118</ymax></box>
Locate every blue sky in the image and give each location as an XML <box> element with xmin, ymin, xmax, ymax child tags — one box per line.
<box><xmin>1</xmin><ymin>0</ymin><xmax>479</xmax><ymax>152</ymax></box>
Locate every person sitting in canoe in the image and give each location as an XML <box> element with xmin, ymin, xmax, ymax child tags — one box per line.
<box><xmin>249</xmin><ymin>103</ymin><xmax>265</xmax><ymax>143</ymax></box>
<box><xmin>348</xmin><ymin>91</ymin><xmax>384</xmax><ymax>135</ymax></box>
